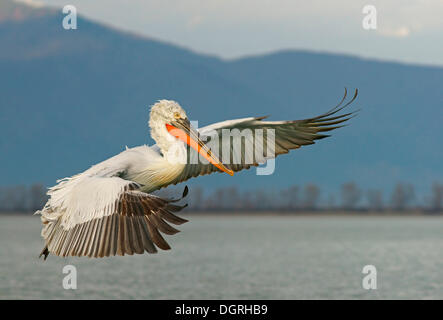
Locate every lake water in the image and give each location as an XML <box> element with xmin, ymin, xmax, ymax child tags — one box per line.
<box><xmin>1</xmin><ymin>214</ymin><xmax>443</xmax><ymax>299</ymax></box>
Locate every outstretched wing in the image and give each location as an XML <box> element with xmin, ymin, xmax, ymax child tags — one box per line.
<box><xmin>38</xmin><ymin>174</ymin><xmax>188</xmax><ymax>259</ymax></box>
<box><xmin>170</xmin><ymin>88</ymin><xmax>358</xmax><ymax>185</ymax></box>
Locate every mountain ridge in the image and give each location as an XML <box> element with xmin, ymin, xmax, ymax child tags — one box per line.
<box><xmin>0</xmin><ymin>0</ymin><xmax>442</xmax><ymax>198</ymax></box>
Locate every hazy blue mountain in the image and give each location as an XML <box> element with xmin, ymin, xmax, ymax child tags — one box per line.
<box><xmin>1</xmin><ymin>0</ymin><xmax>442</xmax><ymax>198</ymax></box>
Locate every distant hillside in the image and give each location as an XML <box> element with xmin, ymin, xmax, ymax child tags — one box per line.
<box><xmin>0</xmin><ymin>0</ymin><xmax>55</xmax><ymax>23</ymax></box>
<box><xmin>0</xmin><ymin>0</ymin><xmax>442</xmax><ymax>197</ymax></box>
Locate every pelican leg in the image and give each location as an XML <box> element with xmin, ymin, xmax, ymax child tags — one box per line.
<box><xmin>39</xmin><ymin>245</ymin><xmax>49</xmax><ymax>260</ymax></box>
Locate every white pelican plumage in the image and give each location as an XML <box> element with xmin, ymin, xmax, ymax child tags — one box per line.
<box><xmin>37</xmin><ymin>89</ymin><xmax>358</xmax><ymax>259</ymax></box>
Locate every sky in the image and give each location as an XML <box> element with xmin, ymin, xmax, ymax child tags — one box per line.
<box><xmin>18</xmin><ymin>0</ymin><xmax>443</xmax><ymax>66</ymax></box>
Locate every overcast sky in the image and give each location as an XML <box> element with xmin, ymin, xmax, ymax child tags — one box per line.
<box><xmin>27</xmin><ymin>0</ymin><xmax>443</xmax><ymax>66</ymax></box>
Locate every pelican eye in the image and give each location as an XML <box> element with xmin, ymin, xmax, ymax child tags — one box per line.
<box><xmin>174</xmin><ymin>112</ymin><xmax>181</xmax><ymax>119</ymax></box>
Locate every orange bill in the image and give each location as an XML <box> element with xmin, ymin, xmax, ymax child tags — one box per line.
<box><xmin>166</xmin><ymin>122</ymin><xmax>234</xmax><ymax>176</ymax></box>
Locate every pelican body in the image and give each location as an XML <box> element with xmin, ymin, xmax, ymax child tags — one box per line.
<box><xmin>37</xmin><ymin>89</ymin><xmax>358</xmax><ymax>259</ymax></box>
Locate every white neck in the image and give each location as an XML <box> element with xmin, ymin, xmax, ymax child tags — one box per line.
<box><xmin>149</xmin><ymin>116</ymin><xmax>187</xmax><ymax>164</ymax></box>
<box><xmin>150</xmin><ymin>116</ymin><xmax>172</xmax><ymax>151</ymax></box>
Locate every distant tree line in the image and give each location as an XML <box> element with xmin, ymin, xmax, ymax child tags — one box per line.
<box><xmin>0</xmin><ymin>184</ymin><xmax>47</xmax><ymax>213</ymax></box>
<box><xmin>1</xmin><ymin>182</ymin><xmax>442</xmax><ymax>214</ymax></box>
<box><xmin>184</xmin><ymin>181</ymin><xmax>443</xmax><ymax>213</ymax></box>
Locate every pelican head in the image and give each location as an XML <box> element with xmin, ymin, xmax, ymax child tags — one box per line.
<box><xmin>149</xmin><ymin>100</ymin><xmax>234</xmax><ymax>176</ymax></box>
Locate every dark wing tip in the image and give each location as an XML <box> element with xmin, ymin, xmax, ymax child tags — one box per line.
<box><xmin>168</xmin><ymin>186</ymin><xmax>190</xmax><ymax>203</ymax></box>
<box><xmin>255</xmin><ymin>115</ymin><xmax>269</xmax><ymax>121</ymax></box>
<box><xmin>327</xmin><ymin>88</ymin><xmax>358</xmax><ymax>116</ymax></box>
<box><xmin>182</xmin><ymin>186</ymin><xmax>189</xmax><ymax>198</ymax></box>
<box><xmin>290</xmin><ymin>88</ymin><xmax>359</xmax><ymax>145</ymax></box>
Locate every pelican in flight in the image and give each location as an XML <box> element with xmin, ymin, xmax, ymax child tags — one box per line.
<box><xmin>37</xmin><ymin>89</ymin><xmax>358</xmax><ymax>259</ymax></box>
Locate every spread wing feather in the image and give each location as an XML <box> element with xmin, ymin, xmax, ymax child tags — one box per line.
<box><xmin>169</xmin><ymin>88</ymin><xmax>358</xmax><ymax>185</ymax></box>
<box><xmin>38</xmin><ymin>175</ymin><xmax>188</xmax><ymax>259</ymax></box>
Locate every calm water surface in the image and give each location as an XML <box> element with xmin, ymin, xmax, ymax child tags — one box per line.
<box><xmin>1</xmin><ymin>214</ymin><xmax>443</xmax><ymax>299</ymax></box>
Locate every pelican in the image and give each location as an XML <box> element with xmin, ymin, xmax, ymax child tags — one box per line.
<box><xmin>37</xmin><ymin>89</ymin><xmax>358</xmax><ymax>259</ymax></box>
